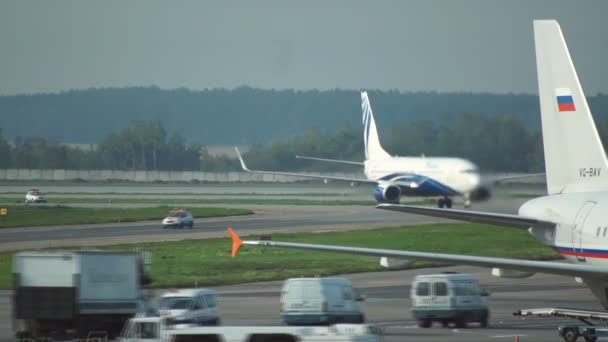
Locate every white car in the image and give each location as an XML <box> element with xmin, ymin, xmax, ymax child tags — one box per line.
<box><xmin>162</xmin><ymin>209</ymin><xmax>194</xmax><ymax>229</ymax></box>
<box><xmin>25</xmin><ymin>189</ymin><xmax>47</xmax><ymax>204</ymax></box>
<box><xmin>158</xmin><ymin>288</ymin><xmax>220</xmax><ymax>326</ymax></box>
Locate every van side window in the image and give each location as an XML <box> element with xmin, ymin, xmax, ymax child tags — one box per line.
<box><xmin>203</xmin><ymin>294</ymin><xmax>216</xmax><ymax>308</ymax></box>
<box><xmin>416</xmin><ymin>282</ymin><xmax>430</xmax><ymax>296</ymax></box>
<box><xmin>343</xmin><ymin>287</ymin><xmax>353</xmax><ymax>300</ymax></box>
<box><xmin>433</xmin><ymin>282</ymin><xmax>448</xmax><ymax>296</ymax></box>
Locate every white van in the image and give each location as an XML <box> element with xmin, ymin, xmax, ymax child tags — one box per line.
<box><xmin>280</xmin><ymin>277</ymin><xmax>366</xmax><ymax>325</ymax></box>
<box><xmin>410</xmin><ymin>273</ymin><xmax>489</xmax><ymax>328</ymax></box>
<box><xmin>157</xmin><ymin>288</ymin><xmax>220</xmax><ymax>326</ymax></box>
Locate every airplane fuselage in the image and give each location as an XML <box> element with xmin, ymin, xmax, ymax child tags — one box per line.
<box><xmin>364</xmin><ymin>157</ymin><xmax>481</xmax><ymax>196</ymax></box>
<box><xmin>521</xmin><ymin>192</ymin><xmax>608</xmax><ymax>266</ymax></box>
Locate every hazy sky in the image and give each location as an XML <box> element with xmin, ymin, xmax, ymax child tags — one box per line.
<box><xmin>1</xmin><ymin>0</ymin><xmax>607</xmax><ymax>95</ymax></box>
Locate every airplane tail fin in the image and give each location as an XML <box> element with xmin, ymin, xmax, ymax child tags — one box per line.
<box><xmin>361</xmin><ymin>91</ymin><xmax>391</xmax><ymax>160</ymax></box>
<box><xmin>534</xmin><ymin>20</ymin><xmax>608</xmax><ymax>194</ymax></box>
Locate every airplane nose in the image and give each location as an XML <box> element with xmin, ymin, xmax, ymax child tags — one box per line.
<box><xmin>469</xmin><ymin>173</ymin><xmax>481</xmax><ymax>188</ymax></box>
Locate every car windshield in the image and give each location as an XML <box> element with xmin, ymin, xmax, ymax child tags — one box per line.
<box><xmin>167</xmin><ymin>210</ymin><xmax>186</xmax><ymax>217</ymax></box>
<box><xmin>158</xmin><ymin>297</ymin><xmax>194</xmax><ymax>309</ymax></box>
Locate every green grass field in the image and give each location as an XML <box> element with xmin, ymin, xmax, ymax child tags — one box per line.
<box><xmin>0</xmin><ymin>205</ymin><xmax>253</xmax><ymax>228</ymax></box>
<box><xmin>0</xmin><ymin>223</ymin><xmax>559</xmax><ymax>288</ymax></box>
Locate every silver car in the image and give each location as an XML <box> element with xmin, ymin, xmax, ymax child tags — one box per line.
<box><xmin>25</xmin><ymin>189</ymin><xmax>47</xmax><ymax>204</ymax></box>
<box><xmin>162</xmin><ymin>209</ymin><xmax>194</xmax><ymax>229</ymax></box>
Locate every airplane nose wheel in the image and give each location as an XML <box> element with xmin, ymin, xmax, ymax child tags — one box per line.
<box><xmin>437</xmin><ymin>197</ymin><xmax>452</xmax><ymax>209</ymax></box>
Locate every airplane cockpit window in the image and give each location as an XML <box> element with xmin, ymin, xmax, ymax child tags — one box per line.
<box><xmin>461</xmin><ymin>168</ymin><xmax>479</xmax><ymax>174</ymax></box>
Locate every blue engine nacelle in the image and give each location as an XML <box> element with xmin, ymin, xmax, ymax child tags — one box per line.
<box><xmin>470</xmin><ymin>185</ymin><xmax>491</xmax><ymax>201</ymax></box>
<box><xmin>374</xmin><ymin>184</ymin><xmax>401</xmax><ymax>203</ymax></box>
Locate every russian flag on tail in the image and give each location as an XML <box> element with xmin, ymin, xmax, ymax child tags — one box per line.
<box><xmin>555</xmin><ymin>88</ymin><xmax>576</xmax><ymax>112</ymax></box>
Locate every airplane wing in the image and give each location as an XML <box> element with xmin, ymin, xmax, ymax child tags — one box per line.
<box><xmin>295</xmin><ymin>155</ymin><xmax>365</xmax><ymax>166</ymax></box>
<box><xmin>228</xmin><ymin>228</ymin><xmax>608</xmax><ymax>280</ymax></box>
<box><xmin>376</xmin><ymin>204</ymin><xmax>556</xmax><ymax>229</ymax></box>
<box><xmin>489</xmin><ymin>172</ymin><xmax>546</xmax><ymax>184</ymax></box>
<box><xmin>235</xmin><ymin>147</ymin><xmax>377</xmax><ymax>185</ymax></box>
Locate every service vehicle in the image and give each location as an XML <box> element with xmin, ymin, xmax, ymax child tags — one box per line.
<box><xmin>158</xmin><ymin>288</ymin><xmax>220</xmax><ymax>326</ymax></box>
<box><xmin>162</xmin><ymin>208</ymin><xmax>194</xmax><ymax>229</ymax></box>
<box><xmin>410</xmin><ymin>273</ymin><xmax>489</xmax><ymax>328</ymax></box>
<box><xmin>281</xmin><ymin>277</ymin><xmax>366</xmax><ymax>326</ymax></box>
<box><xmin>13</xmin><ymin>250</ymin><xmax>150</xmax><ymax>339</ymax></box>
<box><xmin>119</xmin><ymin>316</ymin><xmax>383</xmax><ymax>342</ymax></box>
<box><xmin>514</xmin><ymin>308</ymin><xmax>608</xmax><ymax>342</ymax></box>
<box><xmin>25</xmin><ymin>189</ymin><xmax>47</xmax><ymax>204</ymax></box>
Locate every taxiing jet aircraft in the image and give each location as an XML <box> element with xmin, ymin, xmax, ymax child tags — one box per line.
<box><xmin>235</xmin><ymin>91</ymin><xmax>489</xmax><ymax>208</ymax></box>
<box><xmin>229</xmin><ymin>20</ymin><xmax>608</xmax><ymax>311</ymax></box>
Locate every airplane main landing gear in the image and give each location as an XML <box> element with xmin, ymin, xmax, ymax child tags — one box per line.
<box><xmin>437</xmin><ymin>197</ymin><xmax>453</xmax><ymax>209</ymax></box>
<box><xmin>464</xmin><ymin>194</ymin><xmax>472</xmax><ymax>208</ymax></box>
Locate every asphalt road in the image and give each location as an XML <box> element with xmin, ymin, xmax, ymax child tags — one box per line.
<box><xmin>211</xmin><ymin>265</ymin><xmax>601</xmax><ymax>342</ymax></box>
<box><xmin>0</xmin><ymin>265</ymin><xmax>597</xmax><ymax>341</ymax></box>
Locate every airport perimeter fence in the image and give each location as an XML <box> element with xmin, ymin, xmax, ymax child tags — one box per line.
<box><xmin>0</xmin><ymin>169</ymin><xmax>545</xmax><ymax>184</ymax></box>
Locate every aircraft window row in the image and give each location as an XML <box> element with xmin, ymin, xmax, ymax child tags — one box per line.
<box><xmin>595</xmin><ymin>226</ymin><xmax>608</xmax><ymax>238</ymax></box>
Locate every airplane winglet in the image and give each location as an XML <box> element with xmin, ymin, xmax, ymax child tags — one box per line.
<box><xmin>234</xmin><ymin>147</ymin><xmax>250</xmax><ymax>171</ymax></box>
<box><xmin>228</xmin><ymin>227</ymin><xmax>244</xmax><ymax>257</ymax></box>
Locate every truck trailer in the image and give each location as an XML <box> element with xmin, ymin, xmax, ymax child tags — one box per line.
<box><xmin>13</xmin><ymin>250</ymin><xmax>149</xmax><ymax>339</ymax></box>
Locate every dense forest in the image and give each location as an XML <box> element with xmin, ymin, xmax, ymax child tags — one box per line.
<box><xmin>2</xmin><ymin>87</ymin><xmax>608</xmax><ymax>145</ymax></box>
<box><xmin>2</xmin><ymin>87</ymin><xmax>608</xmax><ymax>173</ymax></box>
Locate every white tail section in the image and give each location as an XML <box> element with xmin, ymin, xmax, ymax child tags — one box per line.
<box><xmin>361</xmin><ymin>91</ymin><xmax>391</xmax><ymax>160</ymax></box>
<box><xmin>534</xmin><ymin>20</ymin><xmax>608</xmax><ymax>194</ymax></box>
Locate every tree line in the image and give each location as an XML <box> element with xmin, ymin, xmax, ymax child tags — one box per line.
<box><xmin>2</xmin><ymin>113</ymin><xmax>608</xmax><ymax>173</ymax></box>
<box><xmin>3</xmin><ymin>87</ymin><xmax>607</xmax><ymax>146</ymax></box>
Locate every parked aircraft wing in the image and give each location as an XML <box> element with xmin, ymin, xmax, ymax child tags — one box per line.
<box><xmin>227</xmin><ymin>228</ymin><xmax>608</xmax><ymax>280</ymax></box>
<box><xmin>376</xmin><ymin>204</ymin><xmax>556</xmax><ymax>229</ymax></box>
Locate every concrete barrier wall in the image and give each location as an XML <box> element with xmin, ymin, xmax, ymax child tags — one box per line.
<box><xmin>0</xmin><ymin>169</ymin><xmax>366</xmax><ymax>183</ymax></box>
<box><xmin>0</xmin><ymin>169</ymin><xmax>545</xmax><ymax>184</ymax></box>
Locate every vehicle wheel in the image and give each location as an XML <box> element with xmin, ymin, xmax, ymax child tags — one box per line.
<box><xmin>583</xmin><ymin>334</ymin><xmax>597</xmax><ymax>342</ymax></box>
<box><xmin>189</xmin><ymin>222</ymin><xmax>194</xmax><ymax>229</ymax></box>
<box><xmin>179</xmin><ymin>222</ymin><xmax>184</xmax><ymax>229</ymax></box>
<box><xmin>437</xmin><ymin>199</ymin><xmax>445</xmax><ymax>208</ymax></box>
<box><xmin>446</xmin><ymin>198</ymin><xmax>453</xmax><ymax>209</ymax></box>
<box><xmin>417</xmin><ymin>319</ymin><xmax>431</xmax><ymax>328</ymax></box>
<box><xmin>454</xmin><ymin>317</ymin><xmax>466</xmax><ymax>328</ymax></box>
<box><xmin>480</xmin><ymin>315</ymin><xmax>488</xmax><ymax>328</ymax></box>
<box><xmin>441</xmin><ymin>320</ymin><xmax>450</xmax><ymax>328</ymax></box>
<box><xmin>562</xmin><ymin>327</ymin><xmax>579</xmax><ymax>342</ymax></box>
<box><xmin>356</xmin><ymin>314</ymin><xmax>365</xmax><ymax>323</ymax></box>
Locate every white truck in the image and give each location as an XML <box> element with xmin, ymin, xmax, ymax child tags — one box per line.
<box><xmin>13</xmin><ymin>250</ymin><xmax>149</xmax><ymax>339</ymax></box>
<box><xmin>120</xmin><ymin>316</ymin><xmax>383</xmax><ymax>342</ymax></box>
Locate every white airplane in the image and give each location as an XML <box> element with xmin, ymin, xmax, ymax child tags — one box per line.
<box><xmin>229</xmin><ymin>20</ymin><xmax>608</xmax><ymax>311</ymax></box>
<box><xmin>235</xmin><ymin>91</ymin><xmax>488</xmax><ymax>208</ymax></box>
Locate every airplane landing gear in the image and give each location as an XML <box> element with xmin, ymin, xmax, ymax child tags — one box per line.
<box><xmin>437</xmin><ymin>197</ymin><xmax>453</xmax><ymax>209</ymax></box>
<box><xmin>464</xmin><ymin>193</ymin><xmax>472</xmax><ymax>208</ymax></box>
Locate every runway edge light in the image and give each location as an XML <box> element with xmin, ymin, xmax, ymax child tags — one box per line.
<box><xmin>228</xmin><ymin>227</ymin><xmax>243</xmax><ymax>257</ymax></box>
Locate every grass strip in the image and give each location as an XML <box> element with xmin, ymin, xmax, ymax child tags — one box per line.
<box><xmin>0</xmin><ymin>205</ymin><xmax>253</xmax><ymax>229</ymax></box>
<box><xmin>0</xmin><ymin>197</ymin><xmax>378</xmax><ymax>206</ymax></box>
<box><xmin>0</xmin><ymin>223</ymin><xmax>559</xmax><ymax>288</ymax></box>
